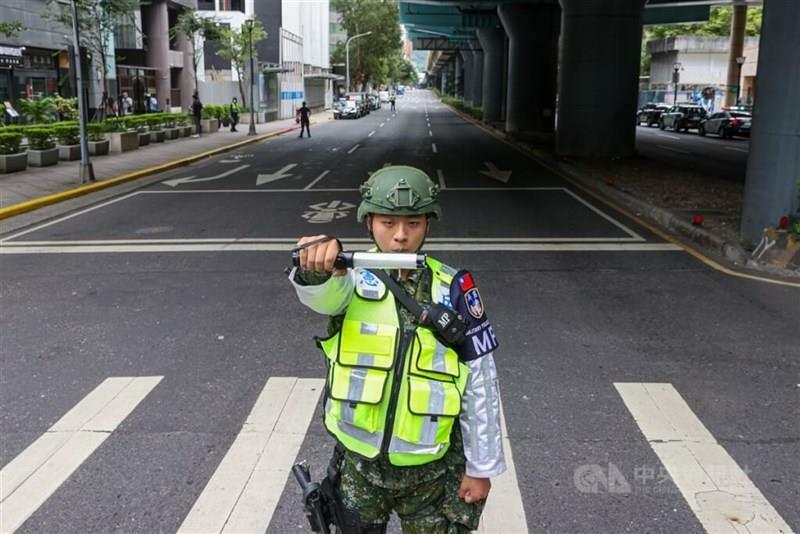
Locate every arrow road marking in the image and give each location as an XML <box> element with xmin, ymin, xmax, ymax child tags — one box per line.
<box><xmin>256</xmin><ymin>163</ymin><xmax>298</xmax><ymax>186</ymax></box>
<box><xmin>163</xmin><ymin>164</ymin><xmax>250</xmax><ymax>187</ymax></box>
<box><xmin>480</xmin><ymin>162</ymin><xmax>512</xmax><ymax>183</ymax></box>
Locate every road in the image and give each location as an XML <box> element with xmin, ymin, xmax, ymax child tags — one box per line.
<box><xmin>1</xmin><ymin>90</ymin><xmax>797</xmax><ymax>534</ymax></box>
<box><xmin>636</xmin><ymin>124</ymin><xmax>749</xmax><ymax>182</ymax></box>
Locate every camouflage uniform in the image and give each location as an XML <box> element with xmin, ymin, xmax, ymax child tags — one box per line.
<box><xmin>299</xmin><ymin>268</ymin><xmax>485</xmax><ymax>533</ymax></box>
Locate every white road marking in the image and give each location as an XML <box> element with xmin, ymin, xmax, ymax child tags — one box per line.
<box><xmin>429</xmin><ymin>130</ymin><xmax>433</xmax><ymax>137</ymax></box>
<box><xmin>256</xmin><ymin>163</ymin><xmax>298</xmax><ymax>186</ymax></box>
<box><xmin>724</xmin><ymin>146</ymin><xmax>749</xmax><ymax>153</ymax></box>
<box><xmin>437</xmin><ymin>169</ymin><xmax>446</xmax><ymax>189</ymax></box>
<box><xmin>347</xmin><ymin>144</ymin><xmax>360</xmax><ymax>154</ymax></box>
<box><xmin>480</xmin><ymin>162</ymin><xmax>512</xmax><ymax>183</ymax></box>
<box><xmin>0</xmin><ymin>377</ymin><xmax>162</xmax><ymax>533</ymax></box>
<box><xmin>560</xmin><ymin>189</ymin><xmax>645</xmax><ymax>240</ymax></box>
<box><xmin>0</xmin><ymin>243</ymin><xmax>681</xmax><ymax>254</ymax></box>
<box><xmin>379</xmin><ymin>123</ymin><xmax>385</xmax><ymax>127</ymax></box>
<box><xmin>656</xmin><ymin>133</ymin><xmax>682</xmax><ymax>140</ymax></box>
<box><xmin>432</xmin><ymin>143</ymin><xmax>438</xmax><ymax>153</ymax></box>
<box><xmin>368</xmin><ymin>130</ymin><xmax>375</xmax><ymax>137</ymax></box>
<box><xmin>478</xmin><ymin>398</ymin><xmax>528</xmax><ymax>533</ymax></box>
<box><xmin>615</xmin><ymin>383</ymin><xmax>795</xmax><ymax>534</ymax></box>
<box><xmin>164</xmin><ymin>164</ymin><xmax>250</xmax><ymax>187</ymax></box>
<box><xmin>656</xmin><ymin>144</ymin><xmax>690</xmax><ymax>155</ymax></box>
<box><xmin>178</xmin><ymin>377</ymin><xmax>323</xmax><ymax>534</ymax></box>
<box><xmin>304</xmin><ymin>170</ymin><xmax>330</xmax><ymax>190</ymax></box>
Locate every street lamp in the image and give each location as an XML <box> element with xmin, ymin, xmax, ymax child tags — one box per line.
<box><xmin>735</xmin><ymin>56</ymin><xmax>746</xmax><ymax>106</ymax></box>
<box><xmin>60</xmin><ymin>0</ymin><xmax>94</xmax><ymax>183</ymax></box>
<box><xmin>345</xmin><ymin>31</ymin><xmax>372</xmax><ymax>92</ymax></box>
<box><xmin>245</xmin><ymin>18</ymin><xmax>257</xmax><ymax>136</ymax></box>
<box><xmin>672</xmin><ymin>62</ymin><xmax>682</xmax><ymax>105</ymax></box>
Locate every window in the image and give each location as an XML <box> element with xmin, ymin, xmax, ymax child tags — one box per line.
<box><xmin>220</xmin><ymin>0</ymin><xmax>244</xmax><ymax>12</ymax></box>
<box><xmin>197</xmin><ymin>0</ymin><xmax>214</xmax><ymax>9</ymax></box>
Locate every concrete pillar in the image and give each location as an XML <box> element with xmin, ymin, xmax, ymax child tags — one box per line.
<box><xmin>498</xmin><ymin>2</ymin><xmax>560</xmax><ymax>135</ymax></box>
<box><xmin>460</xmin><ymin>49</ymin><xmax>474</xmax><ymax>105</ymax></box>
<box><xmin>454</xmin><ymin>52</ymin><xmax>463</xmax><ymax>98</ymax></box>
<box><xmin>724</xmin><ymin>4</ymin><xmax>747</xmax><ymax>108</ymax></box>
<box><xmin>741</xmin><ymin>0</ymin><xmax>800</xmax><ymax>242</ymax></box>
<box><xmin>144</xmin><ymin>0</ymin><xmax>170</xmax><ymax>110</ymax></box>
<box><xmin>477</xmin><ymin>27</ymin><xmax>505</xmax><ymax>122</ymax></box>
<box><xmin>440</xmin><ymin>65</ymin><xmax>447</xmax><ymax>94</ymax></box>
<box><xmin>177</xmin><ymin>32</ymin><xmax>194</xmax><ymax>111</ymax></box>
<box><xmin>556</xmin><ymin>0</ymin><xmax>645</xmax><ymax>157</ymax></box>
<box><xmin>470</xmin><ymin>41</ymin><xmax>483</xmax><ymax>108</ymax></box>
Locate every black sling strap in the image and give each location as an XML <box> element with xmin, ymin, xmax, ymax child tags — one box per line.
<box><xmin>368</xmin><ymin>268</ymin><xmax>427</xmax><ymax>324</ymax></box>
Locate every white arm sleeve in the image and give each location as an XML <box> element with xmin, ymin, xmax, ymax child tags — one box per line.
<box><xmin>459</xmin><ymin>353</ymin><xmax>507</xmax><ymax>478</ymax></box>
<box><xmin>288</xmin><ymin>267</ymin><xmax>355</xmax><ymax>316</ymax></box>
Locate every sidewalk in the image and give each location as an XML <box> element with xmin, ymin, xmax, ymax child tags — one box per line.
<box><xmin>0</xmin><ymin>113</ymin><xmax>328</xmax><ymax>213</ymax></box>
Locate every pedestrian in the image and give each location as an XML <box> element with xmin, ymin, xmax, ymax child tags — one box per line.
<box><xmin>191</xmin><ymin>92</ymin><xmax>203</xmax><ymax>138</ymax></box>
<box><xmin>120</xmin><ymin>91</ymin><xmax>133</xmax><ymax>116</ymax></box>
<box><xmin>298</xmin><ymin>101</ymin><xmax>311</xmax><ymax>138</ymax></box>
<box><xmin>289</xmin><ymin>166</ymin><xmax>505</xmax><ymax>533</ymax></box>
<box><xmin>390</xmin><ymin>93</ymin><xmax>396</xmax><ymax>112</ymax></box>
<box><xmin>149</xmin><ymin>93</ymin><xmax>158</xmax><ymax>113</ymax></box>
<box><xmin>230</xmin><ymin>97</ymin><xmax>240</xmax><ymax>132</ymax></box>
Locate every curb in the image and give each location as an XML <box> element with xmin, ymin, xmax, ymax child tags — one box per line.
<box><xmin>439</xmin><ymin>100</ymin><xmax>800</xmax><ymax>286</ymax></box>
<box><xmin>0</xmin><ymin>122</ymin><xmax>305</xmax><ymax>221</ymax></box>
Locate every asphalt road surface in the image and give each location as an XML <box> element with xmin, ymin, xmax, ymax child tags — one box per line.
<box><xmin>635</xmin><ymin>124</ymin><xmax>749</xmax><ymax>182</ymax></box>
<box><xmin>1</xmin><ymin>90</ymin><xmax>797</xmax><ymax>534</ymax></box>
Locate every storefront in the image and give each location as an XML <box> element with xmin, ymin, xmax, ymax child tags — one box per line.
<box><xmin>0</xmin><ymin>45</ymin><xmax>71</xmax><ymax>110</ymax></box>
<box><xmin>116</xmin><ymin>65</ymin><xmax>157</xmax><ymax>114</ymax></box>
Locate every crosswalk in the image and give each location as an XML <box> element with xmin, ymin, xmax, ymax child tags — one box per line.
<box><xmin>1</xmin><ymin>378</ymin><xmax>795</xmax><ymax>533</ymax></box>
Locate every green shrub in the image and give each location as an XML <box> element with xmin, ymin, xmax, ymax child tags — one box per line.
<box><xmin>0</xmin><ymin>125</ymin><xmax>25</xmax><ymax>136</ymax></box>
<box><xmin>19</xmin><ymin>97</ymin><xmax>57</xmax><ymax>124</ymax></box>
<box><xmin>51</xmin><ymin>95</ymin><xmax>78</xmax><ymax>121</ymax></box>
<box><xmin>87</xmin><ymin>123</ymin><xmax>105</xmax><ymax>141</ymax></box>
<box><xmin>146</xmin><ymin>115</ymin><xmax>163</xmax><ymax>130</ymax></box>
<box><xmin>0</xmin><ymin>132</ymin><xmax>22</xmax><ymax>154</ymax></box>
<box><xmin>26</xmin><ymin>127</ymin><xmax>56</xmax><ymax>150</ymax></box>
<box><xmin>103</xmin><ymin>117</ymin><xmax>127</xmax><ymax>133</ymax></box>
<box><xmin>53</xmin><ymin>123</ymin><xmax>80</xmax><ymax>145</ymax></box>
<box><xmin>125</xmin><ymin>116</ymin><xmax>148</xmax><ymax>132</ymax></box>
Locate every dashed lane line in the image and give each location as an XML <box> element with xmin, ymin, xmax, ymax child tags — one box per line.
<box><xmin>304</xmin><ymin>170</ymin><xmax>331</xmax><ymax>190</ymax></box>
<box><xmin>432</xmin><ymin>143</ymin><xmax>438</xmax><ymax>153</ymax></box>
<box><xmin>347</xmin><ymin>144</ymin><xmax>360</xmax><ymax>154</ymax></box>
<box><xmin>437</xmin><ymin>169</ymin><xmax>446</xmax><ymax>189</ymax></box>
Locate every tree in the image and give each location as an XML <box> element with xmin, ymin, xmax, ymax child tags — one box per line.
<box><xmin>641</xmin><ymin>6</ymin><xmax>762</xmax><ymax>75</ymax></box>
<box><xmin>0</xmin><ymin>21</ymin><xmax>22</xmax><ymax>38</ymax></box>
<box><xmin>216</xmin><ymin>20</ymin><xmax>267</xmax><ymax>106</ymax></box>
<box><xmin>171</xmin><ymin>11</ymin><xmax>222</xmax><ymax>92</ymax></box>
<box><xmin>333</xmin><ymin>0</ymin><xmax>402</xmax><ymax>90</ymax></box>
<box><xmin>45</xmin><ymin>0</ymin><xmax>140</xmax><ymax>116</ymax></box>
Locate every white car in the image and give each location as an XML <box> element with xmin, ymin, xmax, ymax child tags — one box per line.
<box><xmin>379</xmin><ymin>91</ymin><xmax>390</xmax><ymax>103</ymax></box>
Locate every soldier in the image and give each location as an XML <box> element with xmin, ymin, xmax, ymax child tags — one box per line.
<box><xmin>289</xmin><ymin>166</ymin><xmax>506</xmax><ymax>533</ymax></box>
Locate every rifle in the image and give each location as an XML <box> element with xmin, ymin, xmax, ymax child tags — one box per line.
<box><xmin>292</xmin><ymin>462</ymin><xmax>332</xmax><ymax>534</ymax></box>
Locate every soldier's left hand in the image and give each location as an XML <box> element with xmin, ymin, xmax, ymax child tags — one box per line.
<box><xmin>458</xmin><ymin>475</ymin><xmax>491</xmax><ymax>503</ymax></box>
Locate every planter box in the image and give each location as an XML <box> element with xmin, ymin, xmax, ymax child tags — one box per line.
<box><xmin>28</xmin><ymin>147</ymin><xmax>59</xmax><ymax>167</ymax></box>
<box><xmin>109</xmin><ymin>131</ymin><xmax>138</xmax><ymax>153</ymax></box>
<box><xmin>200</xmin><ymin>119</ymin><xmax>219</xmax><ymax>133</ymax></box>
<box><xmin>0</xmin><ymin>152</ymin><xmax>28</xmax><ymax>173</ymax></box>
<box><xmin>164</xmin><ymin>128</ymin><xmax>180</xmax><ymax>140</ymax></box>
<box><xmin>149</xmin><ymin>130</ymin><xmax>165</xmax><ymax>143</ymax></box>
<box><xmin>58</xmin><ymin>144</ymin><xmax>81</xmax><ymax>161</ymax></box>
<box><xmin>138</xmin><ymin>132</ymin><xmax>151</xmax><ymax>146</ymax></box>
<box><xmin>239</xmin><ymin>111</ymin><xmax>266</xmax><ymax>124</ymax></box>
<box><xmin>182</xmin><ymin>125</ymin><xmax>193</xmax><ymax>137</ymax></box>
<box><xmin>89</xmin><ymin>139</ymin><xmax>109</xmax><ymax>156</ymax></box>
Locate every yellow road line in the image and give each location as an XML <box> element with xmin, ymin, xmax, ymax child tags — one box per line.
<box><xmin>442</xmin><ymin>101</ymin><xmax>800</xmax><ymax>289</ymax></box>
<box><xmin>0</xmin><ymin>123</ymin><xmax>308</xmax><ymax>221</ymax></box>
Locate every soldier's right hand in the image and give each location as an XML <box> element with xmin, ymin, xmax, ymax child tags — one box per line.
<box><xmin>295</xmin><ymin>235</ymin><xmax>347</xmax><ymax>277</ymax></box>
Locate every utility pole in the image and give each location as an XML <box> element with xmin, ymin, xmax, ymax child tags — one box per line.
<box><xmin>345</xmin><ymin>31</ymin><xmax>371</xmax><ymax>92</ymax></box>
<box><xmin>246</xmin><ymin>18</ymin><xmax>256</xmax><ymax>136</ymax></box>
<box><xmin>67</xmin><ymin>0</ymin><xmax>95</xmax><ymax>183</ymax></box>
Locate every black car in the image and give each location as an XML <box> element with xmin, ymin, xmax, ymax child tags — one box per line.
<box><xmin>699</xmin><ymin>111</ymin><xmax>752</xmax><ymax>138</ymax></box>
<box><xmin>659</xmin><ymin>105</ymin><xmax>708</xmax><ymax>133</ymax></box>
<box><xmin>637</xmin><ymin>103</ymin><xmax>670</xmax><ymax>127</ymax></box>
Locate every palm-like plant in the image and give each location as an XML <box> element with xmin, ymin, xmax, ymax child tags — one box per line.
<box><xmin>19</xmin><ymin>98</ymin><xmax>57</xmax><ymax>124</ymax></box>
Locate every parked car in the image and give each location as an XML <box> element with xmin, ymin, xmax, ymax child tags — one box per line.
<box><xmin>699</xmin><ymin>111</ymin><xmax>752</xmax><ymax>138</ymax></box>
<box><xmin>659</xmin><ymin>104</ymin><xmax>708</xmax><ymax>132</ymax></box>
<box><xmin>332</xmin><ymin>99</ymin><xmax>348</xmax><ymax>120</ymax></box>
<box><xmin>367</xmin><ymin>94</ymin><xmax>381</xmax><ymax>110</ymax></box>
<box><xmin>379</xmin><ymin>90</ymin><xmax>390</xmax><ymax>103</ymax></box>
<box><xmin>637</xmin><ymin>103</ymin><xmax>670</xmax><ymax>127</ymax></box>
<box><xmin>340</xmin><ymin>100</ymin><xmax>361</xmax><ymax>119</ymax></box>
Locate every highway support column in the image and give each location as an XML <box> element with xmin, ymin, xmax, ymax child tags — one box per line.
<box><xmin>556</xmin><ymin>0</ymin><xmax>646</xmax><ymax>157</ymax></box>
<box><xmin>470</xmin><ymin>42</ymin><xmax>484</xmax><ymax>109</ymax></box>
<box><xmin>498</xmin><ymin>2</ymin><xmax>560</xmax><ymax>136</ymax></box>
<box><xmin>476</xmin><ymin>27</ymin><xmax>505</xmax><ymax>123</ymax></box>
<box><xmin>741</xmin><ymin>0</ymin><xmax>800</xmax><ymax>242</ymax></box>
<box><xmin>460</xmin><ymin>48</ymin><xmax>474</xmax><ymax>106</ymax></box>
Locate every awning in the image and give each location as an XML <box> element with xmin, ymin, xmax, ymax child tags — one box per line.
<box><xmin>261</xmin><ymin>62</ymin><xmax>294</xmax><ymax>74</ymax></box>
<box><xmin>0</xmin><ymin>45</ymin><xmax>24</xmax><ymax>68</ymax></box>
<box><xmin>305</xmin><ymin>73</ymin><xmax>345</xmax><ymax>81</ymax></box>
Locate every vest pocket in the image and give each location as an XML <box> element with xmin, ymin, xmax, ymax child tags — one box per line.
<box><xmin>337</xmin><ymin>319</ymin><xmax>397</xmax><ymax>370</ymax></box>
<box><xmin>393</xmin><ymin>376</ymin><xmax>461</xmax><ymax>446</ymax></box>
<box><xmin>410</xmin><ymin>329</ymin><xmax>461</xmax><ymax>380</ymax></box>
<box><xmin>328</xmin><ymin>362</ymin><xmax>389</xmax><ymax>433</ymax></box>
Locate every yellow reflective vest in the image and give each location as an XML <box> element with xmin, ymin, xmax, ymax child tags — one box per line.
<box><xmin>317</xmin><ymin>256</ymin><xmax>469</xmax><ymax>466</ymax></box>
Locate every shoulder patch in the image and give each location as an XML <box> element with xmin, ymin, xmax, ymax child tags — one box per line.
<box><xmin>355</xmin><ymin>269</ymin><xmax>387</xmax><ymax>301</ymax></box>
<box><xmin>449</xmin><ymin>270</ymin><xmax>498</xmax><ymax>360</ymax></box>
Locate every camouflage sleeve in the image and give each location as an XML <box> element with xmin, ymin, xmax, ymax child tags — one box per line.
<box><xmin>288</xmin><ymin>267</ymin><xmax>354</xmax><ymax>316</ymax></box>
<box><xmin>459</xmin><ymin>352</ymin><xmax>507</xmax><ymax>478</ymax></box>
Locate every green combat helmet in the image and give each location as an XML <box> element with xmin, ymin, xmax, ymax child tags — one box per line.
<box><xmin>357</xmin><ymin>165</ymin><xmax>442</xmax><ymax>221</ymax></box>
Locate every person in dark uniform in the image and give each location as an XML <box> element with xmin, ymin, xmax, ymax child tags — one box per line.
<box><xmin>298</xmin><ymin>101</ymin><xmax>311</xmax><ymax>138</ymax></box>
<box><xmin>191</xmin><ymin>92</ymin><xmax>203</xmax><ymax>138</ymax></box>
